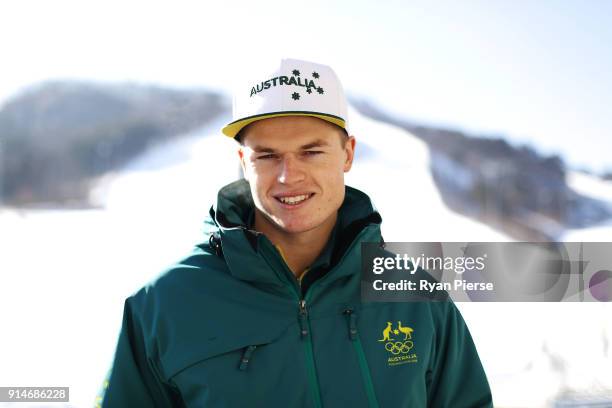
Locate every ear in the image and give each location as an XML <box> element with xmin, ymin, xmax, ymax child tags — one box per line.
<box><xmin>343</xmin><ymin>135</ymin><xmax>356</xmax><ymax>172</ymax></box>
<box><xmin>238</xmin><ymin>147</ymin><xmax>248</xmax><ymax>180</ymax></box>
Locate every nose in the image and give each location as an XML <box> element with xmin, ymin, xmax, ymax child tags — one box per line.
<box><xmin>277</xmin><ymin>154</ymin><xmax>305</xmax><ymax>185</ymax></box>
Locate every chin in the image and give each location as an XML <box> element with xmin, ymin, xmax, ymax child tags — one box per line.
<box><xmin>277</xmin><ymin>221</ymin><xmax>312</xmax><ymax>234</ymax></box>
<box><xmin>274</xmin><ymin>217</ymin><xmax>318</xmax><ymax>234</ymax></box>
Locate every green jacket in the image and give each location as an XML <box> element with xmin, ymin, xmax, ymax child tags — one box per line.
<box><xmin>100</xmin><ymin>180</ymin><xmax>493</xmax><ymax>407</ymax></box>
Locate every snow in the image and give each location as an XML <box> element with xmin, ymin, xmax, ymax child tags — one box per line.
<box><xmin>562</xmin><ymin>171</ymin><xmax>612</xmax><ymax>242</ymax></box>
<box><xmin>345</xmin><ymin>106</ymin><xmax>510</xmax><ymax>242</ymax></box>
<box><xmin>0</xmin><ymin>115</ymin><xmax>238</xmax><ymax>408</ymax></box>
<box><xmin>1</xmin><ymin>110</ymin><xmax>611</xmax><ymax>407</ymax></box>
<box><xmin>568</xmin><ymin>171</ymin><xmax>612</xmax><ymax>204</ymax></box>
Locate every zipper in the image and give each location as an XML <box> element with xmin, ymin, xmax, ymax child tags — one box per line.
<box><xmin>344</xmin><ymin>308</ymin><xmax>380</xmax><ymax>408</ymax></box>
<box><xmin>298</xmin><ymin>298</ymin><xmax>323</xmax><ymax>408</ymax></box>
<box><xmin>298</xmin><ymin>299</ymin><xmax>309</xmax><ymax>336</ymax></box>
<box><xmin>238</xmin><ymin>345</ymin><xmax>258</xmax><ymax>371</ymax></box>
<box><xmin>263</xmin><ymin>225</ymin><xmax>376</xmax><ymax>408</ymax></box>
<box><xmin>272</xmin><ymin>242</ymin><xmax>322</xmax><ymax>408</ymax></box>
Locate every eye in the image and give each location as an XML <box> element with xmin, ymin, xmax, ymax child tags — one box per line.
<box><xmin>257</xmin><ymin>154</ymin><xmax>279</xmax><ymax>160</ymax></box>
<box><xmin>303</xmin><ymin>150</ymin><xmax>323</xmax><ymax>157</ymax></box>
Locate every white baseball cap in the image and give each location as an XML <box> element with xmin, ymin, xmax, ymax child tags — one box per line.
<box><xmin>221</xmin><ymin>58</ymin><xmax>349</xmax><ymax>138</ymax></box>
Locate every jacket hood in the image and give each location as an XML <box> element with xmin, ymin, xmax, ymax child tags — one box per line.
<box><xmin>202</xmin><ymin>179</ymin><xmax>382</xmax><ymax>288</ymax></box>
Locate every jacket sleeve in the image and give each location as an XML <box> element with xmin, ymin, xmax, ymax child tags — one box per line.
<box><xmin>426</xmin><ymin>301</ymin><xmax>493</xmax><ymax>408</ymax></box>
<box><xmin>99</xmin><ymin>298</ymin><xmax>182</xmax><ymax>408</ymax></box>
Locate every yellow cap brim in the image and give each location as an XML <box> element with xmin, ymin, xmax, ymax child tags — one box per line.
<box><xmin>221</xmin><ymin>111</ymin><xmax>346</xmax><ymax>138</ymax></box>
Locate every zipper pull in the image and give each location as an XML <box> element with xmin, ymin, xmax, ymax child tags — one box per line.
<box><xmin>239</xmin><ymin>345</ymin><xmax>257</xmax><ymax>371</ymax></box>
<box><xmin>343</xmin><ymin>308</ymin><xmax>358</xmax><ymax>341</ymax></box>
<box><xmin>298</xmin><ymin>299</ymin><xmax>309</xmax><ymax>338</ymax></box>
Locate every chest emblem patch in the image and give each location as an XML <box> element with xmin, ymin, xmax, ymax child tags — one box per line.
<box><xmin>378</xmin><ymin>321</ymin><xmax>418</xmax><ymax>366</ymax></box>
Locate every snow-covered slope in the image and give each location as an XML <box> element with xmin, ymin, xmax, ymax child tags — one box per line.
<box><xmin>345</xmin><ymin>106</ymin><xmax>509</xmax><ymax>242</ymax></box>
<box><xmin>568</xmin><ymin>171</ymin><xmax>612</xmax><ymax>204</ymax></box>
<box><xmin>1</xmin><ymin>109</ymin><xmax>611</xmax><ymax>407</ymax></box>
<box><xmin>562</xmin><ymin>171</ymin><xmax>612</xmax><ymax>242</ymax></box>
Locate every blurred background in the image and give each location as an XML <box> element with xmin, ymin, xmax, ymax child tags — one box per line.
<box><xmin>1</xmin><ymin>1</ymin><xmax>611</xmax><ymax>407</ymax></box>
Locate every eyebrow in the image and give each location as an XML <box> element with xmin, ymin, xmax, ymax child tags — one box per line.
<box><xmin>252</xmin><ymin>139</ymin><xmax>330</xmax><ymax>153</ymax></box>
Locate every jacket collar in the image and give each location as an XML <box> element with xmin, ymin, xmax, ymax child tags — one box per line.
<box><xmin>205</xmin><ymin>179</ymin><xmax>382</xmax><ymax>288</ymax></box>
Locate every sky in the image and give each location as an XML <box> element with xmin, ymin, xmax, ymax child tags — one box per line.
<box><xmin>0</xmin><ymin>0</ymin><xmax>611</xmax><ymax>172</ymax></box>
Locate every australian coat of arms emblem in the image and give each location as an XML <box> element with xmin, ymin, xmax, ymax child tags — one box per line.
<box><xmin>378</xmin><ymin>321</ymin><xmax>418</xmax><ymax>366</ymax></box>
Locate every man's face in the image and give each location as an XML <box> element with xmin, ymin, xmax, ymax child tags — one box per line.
<box><xmin>238</xmin><ymin>116</ymin><xmax>356</xmax><ymax>236</ymax></box>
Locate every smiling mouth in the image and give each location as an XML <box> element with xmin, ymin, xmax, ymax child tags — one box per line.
<box><xmin>274</xmin><ymin>193</ymin><xmax>315</xmax><ymax>206</ymax></box>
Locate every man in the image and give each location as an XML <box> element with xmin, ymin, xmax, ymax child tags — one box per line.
<box><xmin>100</xmin><ymin>58</ymin><xmax>493</xmax><ymax>407</ymax></box>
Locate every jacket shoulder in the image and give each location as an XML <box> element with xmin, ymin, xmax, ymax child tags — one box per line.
<box><xmin>128</xmin><ymin>244</ymin><xmax>229</xmax><ymax>312</ymax></box>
